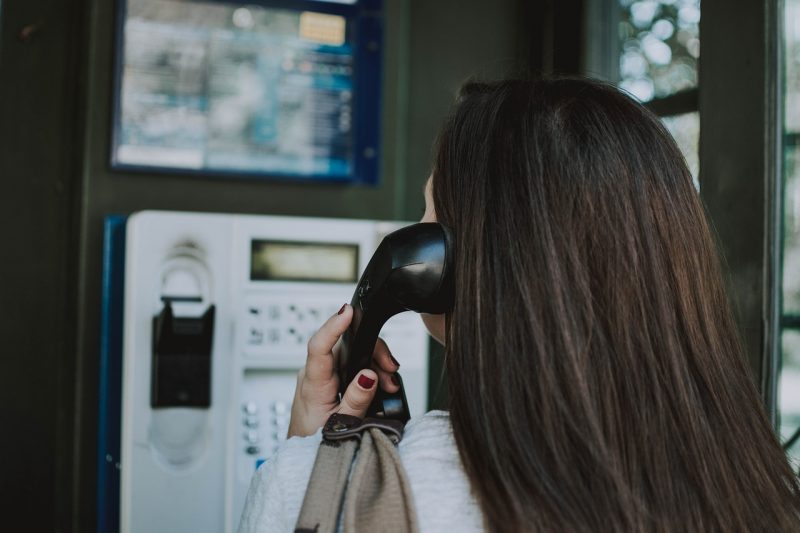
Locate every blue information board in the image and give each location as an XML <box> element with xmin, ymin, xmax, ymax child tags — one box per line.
<box><xmin>111</xmin><ymin>0</ymin><xmax>383</xmax><ymax>184</ymax></box>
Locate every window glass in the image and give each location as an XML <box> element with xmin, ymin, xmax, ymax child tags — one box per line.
<box><xmin>618</xmin><ymin>0</ymin><xmax>700</xmax><ymax>102</ymax></box>
<box><xmin>662</xmin><ymin>111</ymin><xmax>699</xmax><ymax>188</ymax></box>
<box><xmin>787</xmin><ymin>0</ymin><xmax>800</xmax><ymax>133</ymax></box>
<box><xmin>782</xmin><ymin>0</ymin><xmax>800</xmax><ymax>314</ymax></box>
<box><xmin>779</xmin><ymin>0</ymin><xmax>800</xmax><ymax>466</ymax></box>
<box><xmin>783</xmin><ymin>144</ymin><xmax>800</xmax><ymax>313</ymax></box>
<box><xmin>781</xmin><ymin>329</ymin><xmax>800</xmax><ymax>467</ymax></box>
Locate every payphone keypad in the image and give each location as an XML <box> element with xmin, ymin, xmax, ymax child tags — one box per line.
<box><xmin>242</xmin><ymin>296</ymin><xmax>341</xmax><ymax>357</ymax></box>
<box><xmin>239</xmin><ymin>400</ymin><xmax>290</xmax><ymax>458</ymax></box>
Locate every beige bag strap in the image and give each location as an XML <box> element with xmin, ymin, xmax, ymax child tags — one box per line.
<box><xmin>342</xmin><ymin>428</ymin><xmax>419</xmax><ymax>532</ymax></box>
<box><xmin>294</xmin><ymin>438</ymin><xmax>359</xmax><ymax>533</ymax></box>
<box><xmin>295</xmin><ymin>414</ymin><xmax>419</xmax><ymax>533</ymax></box>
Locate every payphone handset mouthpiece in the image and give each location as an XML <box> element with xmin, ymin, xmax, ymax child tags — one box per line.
<box><xmin>338</xmin><ymin>223</ymin><xmax>455</xmax><ymax>423</ymax></box>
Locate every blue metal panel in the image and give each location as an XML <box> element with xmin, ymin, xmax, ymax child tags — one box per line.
<box><xmin>96</xmin><ymin>216</ymin><xmax>127</xmax><ymax>533</ymax></box>
<box><xmin>353</xmin><ymin>0</ymin><xmax>383</xmax><ymax>185</ymax></box>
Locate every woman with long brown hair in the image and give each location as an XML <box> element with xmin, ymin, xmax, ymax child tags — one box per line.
<box><xmin>239</xmin><ymin>78</ymin><xmax>800</xmax><ymax>532</ymax></box>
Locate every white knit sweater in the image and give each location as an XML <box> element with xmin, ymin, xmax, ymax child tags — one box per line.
<box><xmin>237</xmin><ymin>410</ymin><xmax>484</xmax><ymax>533</ymax></box>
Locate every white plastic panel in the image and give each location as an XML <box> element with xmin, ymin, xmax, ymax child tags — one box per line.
<box><xmin>119</xmin><ymin>211</ymin><xmax>431</xmax><ymax>533</ymax></box>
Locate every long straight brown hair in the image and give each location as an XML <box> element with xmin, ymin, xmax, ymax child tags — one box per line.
<box><xmin>432</xmin><ymin>78</ymin><xmax>800</xmax><ymax>531</ymax></box>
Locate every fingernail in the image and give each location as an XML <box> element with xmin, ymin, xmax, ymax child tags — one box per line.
<box><xmin>389</xmin><ymin>354</ymin><xmax>400</xmax><ymax>368</ymax></box>
<box><xmin>338</xmin><ymin>304</ymin><xmax>347</xmax><ymax>315</ymax></box>
<box><xmin>357</xmin><ymin>374</ymin><xmax>375</xmax><ymax>389</ymax></box>
<box><xmin>390</xmin><ymin>374</ymin><xmax>400</xmax><ymax>387</ymax></box>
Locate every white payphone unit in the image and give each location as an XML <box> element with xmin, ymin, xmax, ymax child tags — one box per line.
<box><xmin>115</xmin><ymin>211</ymin><xmax>430</xmax><ymax>533</ymax></box>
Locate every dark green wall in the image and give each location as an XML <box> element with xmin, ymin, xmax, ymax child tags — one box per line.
<box><xmin>699</xmin><ymin>0</ymin><xmax>782</xmax><ymax>413</ymax></box>
<box><xmin>0</xmin><ymin>1</ymin><xmax>86</xmax><ymax>531</ymax></box>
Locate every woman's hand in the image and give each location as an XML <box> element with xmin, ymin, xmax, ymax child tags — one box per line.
<box><xmin>287</xmin><ymin>304</ymin><xmax>402</xmax><ymax>438</ymax></box>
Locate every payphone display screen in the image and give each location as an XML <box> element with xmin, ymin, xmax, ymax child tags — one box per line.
<box><xmin>250</xmin><ymin>240</ymin><xmax>358</xmax><ymax>282</ymax></box>
<box><xmin>114</xmin><ymin>0</ymin><xmax>360</xmax><ymax>179</ymax></box>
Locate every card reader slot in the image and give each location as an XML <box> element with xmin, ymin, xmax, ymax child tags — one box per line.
<box><xmin>161</xmin><ymin>295</ymin><xmax>204</xmax><ymax>303</ymax></box>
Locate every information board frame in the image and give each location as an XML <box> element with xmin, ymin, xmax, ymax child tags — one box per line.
<box><xmin>110</xmin><ymin>0</ymin><xmax>383</xmax><ymax>185</ymax></box>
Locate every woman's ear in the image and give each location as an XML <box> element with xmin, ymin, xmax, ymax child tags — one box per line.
<box><xmin>422</xmin><ymin>176</ymin><xmax>437</xmax><ymax>223</ymax></box>
<box><xmin>421</xmin><ymin>312</ymin><xmax>446</xmax><ymax>345</ymax></box>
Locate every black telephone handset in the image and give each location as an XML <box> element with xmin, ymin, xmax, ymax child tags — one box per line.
<box><xmin>338</xmin><ymin>223</ymin><xmax>455</xmax><ymax>423</ymax></box>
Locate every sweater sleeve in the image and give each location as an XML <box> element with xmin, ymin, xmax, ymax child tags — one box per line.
<box><xmin>237</xmin><ymin>430</ymin><xmax>322</xmax><ymax>533</ymax></box>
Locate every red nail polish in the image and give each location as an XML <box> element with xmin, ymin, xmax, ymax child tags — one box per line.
<box><xmin>390</xmin><ymin>373</ymin><xmax>400</xmax><ymax>387</ymax></box>
<box><xmin>338</xmin><ymin>304</ymin><xmax>347</xmax><ymax>315</ymax></box>
<box><xmin>389</xmin><ymin>354</ymin><xmax>400</xmax><ymax>368</ymax></box>
<box><xmin>357</xmin><ymin>374</ymin><xmax>375</xmax><ymax>389</ymax></box>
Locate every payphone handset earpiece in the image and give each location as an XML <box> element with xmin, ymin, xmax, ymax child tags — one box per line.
<box><xmin>338</xmin><ymin>223</ymin><xmax>455</xmax><ymax>423</ymax></box>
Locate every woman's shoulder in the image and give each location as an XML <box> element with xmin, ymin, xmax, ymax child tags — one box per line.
<box><xmin>399</xmin><ymin>410</ymin><xmax>485</xmax><ymax>532</ymax></box>
<box><xmin>399</xmin><ymin>409</ymin><xmax>454</xmax><ymax>453</ymax></box>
